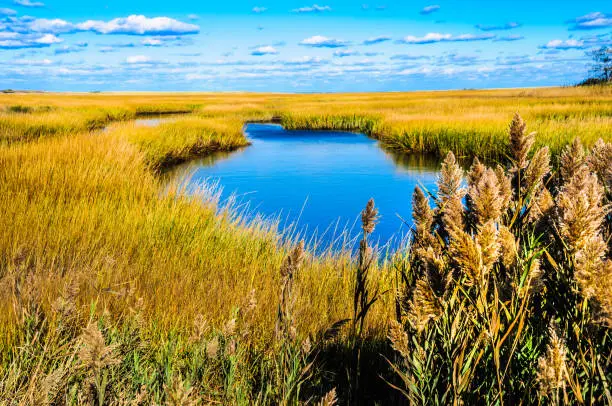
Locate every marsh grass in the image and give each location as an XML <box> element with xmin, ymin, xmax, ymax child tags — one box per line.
<box><xmin>0</xmin><ymin>89</ymin><xmax>611</xmax><ymax>404</ymax></box>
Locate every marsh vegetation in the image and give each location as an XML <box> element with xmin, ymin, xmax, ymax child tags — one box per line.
<box><xmin>0</xmin><ymin>88</ymin><xmax>611</xmax><ymax>404</ymax></box>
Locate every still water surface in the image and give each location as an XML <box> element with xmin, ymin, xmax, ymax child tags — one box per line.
<box><xmin>168</xmin><ymin>123</ymin><xmax>440</xmax><ymax>250</ymax></box>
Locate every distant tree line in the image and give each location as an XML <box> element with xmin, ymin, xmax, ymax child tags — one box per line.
<box><xmin>579</xmin><ymin>46</ymin><xmax>612</xmax><ymax>86</ymax></box>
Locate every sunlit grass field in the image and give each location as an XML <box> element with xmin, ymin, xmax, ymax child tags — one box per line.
<box><xmin>0</xmin><ymin>87</ymin><xmax>611</xmax><ymax>404</ymax></box>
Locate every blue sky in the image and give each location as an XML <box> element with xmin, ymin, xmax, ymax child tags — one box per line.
<box><xmin>0</xmin><ymin>0</ymin><xmax>610</xmax><ymax>91</ymax></box>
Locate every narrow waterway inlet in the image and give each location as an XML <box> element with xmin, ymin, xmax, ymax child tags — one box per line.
<box><xmin>163</xmin><ymin>123</ymin><xmax>441</xmax><ymax>250</ymax></box>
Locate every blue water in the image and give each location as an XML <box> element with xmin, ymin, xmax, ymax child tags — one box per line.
<box><xmin>170</xmin><ymin>123</ymin><xmax>440</xmax><ymax>251</ymax></box>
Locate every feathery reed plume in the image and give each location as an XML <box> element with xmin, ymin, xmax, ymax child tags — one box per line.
<box><xmin>79</xmin><ymin>322</ymin><xmax>121</xmax><ymax>404</ymax></box>
<box><xmin>527</xmin><ymin>188</ymin><xmax>554</xmax><ymax>225</ymax></box>
<box><xmin>276</xmin><ymin>241</ymin><xmax>305</xmax><ymax>342</ymax></box>
<box><xmin>437</xmin><ymin>152</ymin><xmax>466</xmax><ymax>236</ymax></box>
<box><xmin>524</xmin><ymin>146</ymin><xmax>550</xmax><ymax>194</ymax></box>
<box><xmin>406</xmin><ymin>278</ymin><xmax>442</xmax><ymax>332</ymax></box>
<box><xmin>468</xmin><ymin>157</ymin><xmax>486</xmax><ymax>187</ymax></box>
<box><xmin>469</xmin><ymin>168</ymin><xmax>503</xmax><ymax>225</ymax></box>
<box><xmin>498</xmin><ymin>225</ymin><xmax>517</xmax><ymax>268</ymax></box>
<box><xmin>588</xmin><ymin>138</ymin><xmax>612</xmax><ymax>189</ymax></box>
<box><xmin>477</xmin><ymin>221</ymin><xmax>500</xmax><ymax>273</ymax></box>
<box><xmin>412</xmin><ymin>186</ymin><xmax>436</xmax><ymax>248</ymax></box>
<box><xmin>353</xmin><ymin>199</ymin><xmax>380</xmax><ymax>338</ymax></box>
<box><xmin>495</xmin><ymin>164</ymin><xmax>513</xmax><ymax>213</ymax></box>
<box><xmin>437</xmin><ymin>152</ymin><xmax>464</xmax><ymax>204</ymax></box>
<box><xmin>557</xmin><ymin>166</ymin><xmax>607</xmax><ymax>254</ymax></box>
<box><xmin>537</xmin><ymin>325</ymin><xmax>568</xmax><ymax>403</ymax></box>
<box><xmin>509</xmin><ymin>113</ymin><xmax>535</xmax><ymax>170</ymax></box>
<box><xmin>164</xmin><ymin>375</ymin><xmax>196</xmax><ymax>406</ymax></box>
<box><xmin>560</xmin><ymin>138</ymin><xmax>585</xmax><ymax>183</ymax></box>
<box><xmin>449</xmin><ymin>229</ymin><xmax>482</xmax><ymax>286</ymax></box>
<box><xmin>361</xmin><ymin>198</ymin><xmax>379</xmax><ymax>234</ymax></box>
<box><xmin>388</xmin><ymin>319</ymin><xmax>410</xmax><ymax>360</ymax></box>
<box><xmin>79</xmin><ymin>323</ymin><xmax>120</xmax><ymax>373</ymax></box>
<box><xmin>317</xmin><ymin>388</ymin><xmax>338</xmax><ymax>406</ymax></box>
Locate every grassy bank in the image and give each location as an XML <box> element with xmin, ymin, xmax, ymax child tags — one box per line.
<box><xmin>0</xmin><ymin>89</ymin><xmax>611</xmax><ymax>404</ymax></box>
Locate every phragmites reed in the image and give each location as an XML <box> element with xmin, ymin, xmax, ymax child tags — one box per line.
<box><xmin>78</xmin><ymin>323</ymin><xmax>120</xmax><ymax>373</ymax></box>
<box><xmin>406</xmin><ymin>278</ymin><xmax>442</xmax><ymax>332</ymax></box>
<box><xmin>469</xmin><ymin>167</ymin><xmax>504</xmax><ymax>225</ymax></box>
<box><xmin>588</xmin><ymin>138</ymin><xmax>612</xmax><ymax>189</ymax></box>
<box><xmin>316</xmin><ymin>388</ymin><xmax>338</xmax><ymax>406</ymax></box>
<box><xmin>509</xmin><ymin>113</ymin><xmax>535</xmax><ymax>170</ymax></box>
<box><xmin>557</xmin><ymin>165</ymin><xmax>607</xmax><ymax>255</ymax></box>
<box><xmin>523</xmin><ymin>146</ymin><xmax>550</xmax><ymax>194</ymax></box>
<box><xmin>361</xmin><ymin>198</ymin><xmax>379</xmax><ymax>234</ymax></box>
<box><xmin>537</xmin><ymin>325</ymin><xmax>569</xmax><ymax>404</ymax></box>
<box><xmin>353</xmin><ymin>198</ymin><xmax>380</xmax><ymax>338</ymax></box>
<box><xmin>559</xmin><ymin>137</ymin><xmax>586</xmax><ymax>183</ymax></box>
<box><xmin>412</xmin><ymin>186</ymin><xmax>435</xmax><ymax>248</ymax></box>
<box><xmin>276</xmin><ymin>241</ymin><xmax>305</xmax><ymax>342</ymax></box>
<box><xmin>437</xmin><ymin>152</ymin><xmax>465</xmax><ymax>235</ymax></box>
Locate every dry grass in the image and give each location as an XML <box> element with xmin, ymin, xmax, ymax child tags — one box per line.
<box><xmin>0</xmin><ymin>88</ymin><xmax>610</xmax><ymax>404</ymax></box>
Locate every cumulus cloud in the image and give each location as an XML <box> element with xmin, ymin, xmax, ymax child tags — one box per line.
<box><xmin>567</xmin><ymin>12</ymin><xmax>612</xmax><ymax>30</ymax></box>
<box><xmin>362</xmin><ymin>36</ymin><xmax>391</xmax><ymax>45</ymax></box>
<box><xmin>420</xmin><ymin>5</ymin><xmax>440</xmax><ymax>15</ymax></box>
<box><xmin>494</xmin><ymin>34</ymin><xmax>524</xmax><ymax>42</ymax></box>
<box><xmin>77</xmin><ymin>15</ymin><xmax>199</xmax><ymax>36</ymax></box>
<box><xmin>251</xmin><ymin>45</ymin><xmax>279</xmax><ymax>56</ymax></box>
<box><xmin>124</xmin><ymin>55</ymin><xmax>167</xmax><ymax>65</ymax></box>
<box><xmin>333</xmin><ymin>49</ymin><xmax>360</xmax><ymax>57</ymax></box>
<box><xmin>539</xmin><ymin>39</ymin><xmax>587</xmax><ymax>50</ymax></box>
<box><xmin>252</xmin><ymin>6</ymin><xmax>267</xmax><ymax>13</ymax></box>
<box><xmin>293</xmin><ymin>4</ymin><xmax>331</xmax><ymax>13</ymax></box>
<box><xmin>399</xmin><ymin>32</ymin><xmax>495</xmax><ymax>44</ymax></box>
<box><xmin>0</xmin><ymin>31</ymin><xmax>62</xmax><ymax>48</ymax></box>
<box><xmin>13</xmin><ymin>0</ymin><xmax>44</xmax><ymax>7</ymax></box>
<box><xmin>475</xmin><ymin>22</ymin><xmax>521</xmax><ymax>31</ymax></box>
<box><xmin>299</xmin><ymin>35</ymin><xmax>348</xmax><ymax>48</ymax></box>
<box><xmin>0</xmin><ymin>8</ymin><xmax>17</xmax><ymax>15</ymax></box>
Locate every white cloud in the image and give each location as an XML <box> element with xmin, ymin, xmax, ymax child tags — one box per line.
<box><xmin>568</xmin><ymin>12</ymin><xmax>612</xmax><ymax>30</ymax></box>
<box><xmin>400</xmin><ymin>32</ymin><xmax>495</xmax><ymax>44</ymax></box>
<box><xmin>141</xmin><ymin>38</ymin><xmax>162</xmax><ymax>46</ymax></box>
<box><xmin>420</xmin><ymin>5</ymin><xmax>440</xmax><ymax>15</ymax></box>
<box><xmin>333</xmin><ymin>49</ymin><xmax>360</xmax><ymax>57</ymax></box>
<box><xmin>0</xmin><ymin>31</ymin><xmax>62</xmax><ymax>48</ymax></box>
<box><xmin>293</xmin><ymin>4</ymin><xmax>331</xmax><ymax>13</ymax></box>
<box><xmin>539</xmin><ymin>39</ymin><xmax>586</xmax><ymax>50</ymax></box>
<box><xmin>252</xmin><ymin>6</ymin><xmax>267</xmax><ymax>13</ymax></box>
<box><xmin>77</xmin><ymin>15</ymin><xmax>199</xmax><ymax>36</ymax></box>
<box><xmin>13</xmin><ymin>0</ymin><xmax>44</xmax><ymax>7</ymax></box>
<box><xmin>126</xmin><ymin>55</ymin><xmax>153</xmax><ymax>64</ymax></box>
<box><xmin>0</xmin><ymin>8</ymin><xmax>17</xmax><ymax>15</ymax></box>
<box><xmin>299</xmin><ymin>35</ymin><xmax>348</xmax><ymax>48</ymax></box>
<box><xmin>251</xmin><ymin>45</ymin><xmax>279</xmax><ymax>56</ymax></box>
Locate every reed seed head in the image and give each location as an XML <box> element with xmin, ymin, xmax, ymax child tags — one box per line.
<box><xmin>317</xmin><ymin>388</ymin><xmax>338</xmax><ymax>406</ymax></box>
<box><xmin>407</xmin><ymin>278</ymin><xmax>442</xmax><ymax>332</ymax></box>
<box><xmin>588</xmin><ymin>138</ymin><xmax>612</xmax><ymax>189</ymax></box>
<box><xmin>361</xmin><ymin>198</ymin><xmax>379</xmax><ymax>234</ymax></box>
<box><xmin>537</xmin><ymin>325</ymin><xmax>568</xmax><ymax>399</ymax></box>
<box><xmin>509</xmin><ymin>113</ymin><xmax>535</xmax><ymax>170</ymax></box>
<box><xmin>78</xmin><ymin>323</ymin><xmax>120</xmax><ymax>373</ymax></box>
<box><xmin>524</xmin><ymin>146</ymin><xmax>550</xmax><ymax>194</ymax></box>
<box><xmin>388</xmin><ymin>319</ymin><xmax>410</xmax><ymax>359</ymax></box>
<box><xmin>560</xmin><ymin>137</ymin><xmax>585</xmax><ymax>183</ymax></box>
